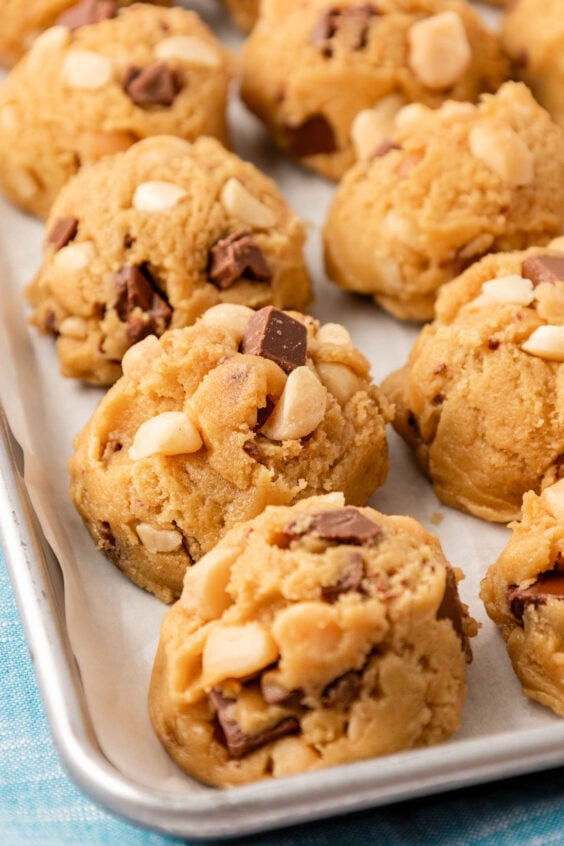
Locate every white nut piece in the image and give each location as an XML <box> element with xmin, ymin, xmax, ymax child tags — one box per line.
<box><xmin>29</xmin><ymin>25</ymin><xmax>69</xmax><ymax>57</ymax></box>
<box><xmin>261</xmin><ymin>366</ymin><xmax>327</xmax><ymax>441</ymax></box>
<box><xmin>521</xmin><ymin>326</ymin><xmax>564</xmax><ymax>361</ymax></box>
<box><xmin>549</xmin><ymin>237</ymin><xmax>564</xmax><ymax>252</ymax></box>
<box><xmin>394</xmin><ymin>102</ymin><xmax>431</xmax><ymax>130</ymax></box>
<box><xmin>11</xmin><ymin>167</ymin><xmax>40</xmax><ymax>200</ymax></box>
<box><xmin>136</xmin><ymin>523</ymin><xmax>183</xmax><ymax>554</ymax></box>
<box><xmin>198</xmin><ymin>303</ymin><xmax>254</xmax><ymax>338</ymax></box>
<box><xmin>133</xmin><ymin>181</ymin><xmax>188</xmax><ymax>212</ymax></box>
<box><xmin>316</xmin><ymin>322</ymin><xmax>353</xmax><ymax>347</ymax></box>
<box><xmin>182</xmin><ymin>546</ymin><xmax>240</xmax><ymax>620</ymax></box>
<box><xmin>129</xmin><ymin>411</ymin><xmax>203</xmax><ymax>460</ymax></box>
<box><xmin>58</xmin><ymin>316</ymin><xmax>88</xmax><ymax>339</ymax></box>
<box><xmin>121</xmin><ymin>335</ymin><xmax>162</xmax><ymax>379</ymax></box>
<box><xmin>61</xmin><ymin>49</ymin><xmax>113</xmax><ymax>89</ymax></box>
<box><xmin>384</xmin><ymin>211</ymin><xmax>421</xmax><ymax>250</ymax></box>
<box><xmin>350</xmin><ymin>93</ymin><xmax>404</xmax><ymax>161</ymax></box>
<box><xmin>408</xmin><ymin>11</ymin><xmax>471</xmax><ymax>90</ymax></box>
<box><xmin>155</xmin><ymin>35</ymin><xmax>221</xmax><ymax>68</ymax></box>
<box><xmin>542</xmin><ymin>479</ymin><xmax>564</xmax><ymax>523</ymax></box>
<box><xmin>316</xmin><ymin>362</ymin><xmax>359</xmax><ymax>405</ymax></box>
<box><xmin>202</xmin><ymin>623</ymin><xmax>279</xmax><ymax>687</ymax></box>
<box><xmin>53</xmin><ymin>240</ymin><xmax>96</xmax><ymax>272</ymax></box>
<box><xmin>481</xmin><ymin>275</ymin><xmax>535</xmax><ymax>305</ymax></box>
<box><xmin>220</xmin><ymin>178</ymin><xmax>277</xmax><ymax>229</ymax></box>
<box><xmin>469</xmin><ymin>120</ymin><xmax>534</xmax><ymax>188</ymax></box>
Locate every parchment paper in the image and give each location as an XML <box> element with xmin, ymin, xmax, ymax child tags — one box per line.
<box><xmin>0</xmin><ymin>0</ymin><xmax>558</xmax><ymax>800</ymax></box>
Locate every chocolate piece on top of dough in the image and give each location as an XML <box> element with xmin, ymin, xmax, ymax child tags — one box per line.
<box><xmin>522</xmin><ymin>255</ymin><xmax>564</xmax><ymax>287</ymax></box>
<box><xmin>208</xmin><ymin>229</ymin><xmax>272</xmax><ymax>290</ymax></box>
<box><xmin>56</xmin><ymin>0</ymin><xmax>118</xmax><ymax>30</ymax></box>
<box><xmin>508</xmin><ymin>570</ymin><xmax>564</xmax><ymax>623</ymax></box>
<box><xmin>241</xmin><ymin>306</ymin><xmax>307</xmax><ymax>372</ymax></box>
<box><xmin>46</xmin><ymin>217</ymin><xmax>79</xmax><ymax>251</ymax></box>
<box><xmin>122</xmin><ymin>62</ymin><xmax>182</xmax><ymax>108</ymax></box>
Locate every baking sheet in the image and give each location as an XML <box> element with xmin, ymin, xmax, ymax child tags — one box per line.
<box><xmin>3</xmin><ymin>1</ymin><xmax>564</xmax><ymax>839</ymax></box>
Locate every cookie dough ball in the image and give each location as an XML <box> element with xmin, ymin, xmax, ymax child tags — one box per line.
<box><xmin>481</xmin><ymin>480</ymin><xmax>564</xmax><ymax>717</ymax></box>
<box><xmin>240</xmin><ymin>0</ymin><xmax>508</xmax><ymax>180</ymax></box>
<box><xmin>149</xmin><ymin>494</ymin><xmax>475</xmax><ymax>786</ymax></box>
<box><xmin>0</xmin><ymin>0</ymin><xmax>170</xmax><ymax>69</ymax></box>
<box><xmin>27</xmin><ymin>135</ymin><xmax>311</xmax><ymax>385</ymax></box>
<box><xmin>502</xmin><ymin>0</ymin><xmax>564</xmax><ymax>130</ymax></box>
<box><xmin>324</xmin><ymin>82</ymin><xmax>564</xmax><ymax>321</ymax></box>
<box><xmin>223</xmin><ymin>0</ymin><xmax>260</xmax><ymax>31</ymax></box>
<box><xmin>382</xmin><ymin>239</ymin><xmax>564</xmax><ymax>522</ymax></box>
<box><xmin>0</xmin><ymin>5</ymin><xmax>231</xmax><ymax>218</ymax></box>
<box><xmin>70</xmin><ymin>307</ymin><xmax>393</xmax><ymax>602</ymax></box>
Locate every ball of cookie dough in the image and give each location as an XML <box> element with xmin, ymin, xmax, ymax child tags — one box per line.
<box><xmin>240</xmin><ymin>0</ymin><xmax>508</xmax><ymax>181</ymax></box>
<box><xmin>324</xmin><ymin>82</ymin><xmax>564</xmax><ymax>321</ymax></box>
<box><xmin>0</xmin><ymin>0</ymin><xmax>170</xmax><ymax>69</ymax></box>
<box><xmin>502</xmin><ymin>0</ymin><xmax>564</xmax><ymax>131</ymax></box>
<box><xmin>223</xmin><ymin>0</ymin><xmax>260</xmax><ymax>31</ymax></box>
<box><xmin>0</xmin><ymin>5</ymin><xmax>231</xmax><ymax>218</ymax></box>
<box><xmin>27</xmin><ymin>135</ymin><xmax>311</xmax><ymax>385</ymax></box>
<box><xmin>481</xmin><ymin>480</ymin><xmax>564</xmax><ymax>717</ymax></box>
<box><xmin>149</xmin><ymin>494</ymin><xmax>475</xmax><ymax>786</ymax></box>
<box><xmin>382</xmin><ymin>238</ymin><xmax>564</xmax><ymax>522</ymax></box>
<box><xmin>70</xmin><ymin>307</ymin><xmax>393</xmax><ymax>602</ymax></box>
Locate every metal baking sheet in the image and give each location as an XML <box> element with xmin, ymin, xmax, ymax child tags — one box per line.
<box><xmin>4</xmin><ymin>1</ymin><xmax>564</xmax><ymax>840</ymax></box>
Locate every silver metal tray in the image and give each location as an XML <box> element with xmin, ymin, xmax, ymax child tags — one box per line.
<box><xmin>4</xmin><ymin>402</ymin><xmax>564</xmax><ymax>840</ymax></box>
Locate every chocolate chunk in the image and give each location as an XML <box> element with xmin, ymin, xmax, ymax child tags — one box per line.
<box><xmin>286</xmin><ymin>507</ymin><xmax>381</xmax><ymax>545</ymax></box>
<box><xmin>241</xmin><ymin>306</ymin><xmax>307</xmax><ymax>373</ymax></box>
<box><xmin>207</xmin><ymin>230</ymin><xmax>272</xmax><ymax>290</ymax></box>
<box><xmin>261</xmin><ymin>679</ymin><xmax>304</xmax><ymax>708</ymax></box>
<box><xmin>46</xmin><ymin>217</ymin><xmax>79</xmax><ymax>251</ymax></box>
<box><xmin>508</xmin><ymin>569</ymin><xmax>564</xmax><ymax>623</ymax></box>
<box><xmin>522</xmin><ymin>255</ymin><xmax>564</xmax><ymax>287</ymax></box>
<box><xmin>321</xmin><ymin>552</ymin><xmax>365</xmax><ymax>603</ymax></box>
<box><xmin>114</xmin><ymin>264</ymin><xmax>172</xmax><ymax>343</ymax></box>
<box><xmin>437</xmin><ymin>567</ymin><xmax>472</xmax><ymax>662</ymax></box>
<box><xmin>311</xmin><ymin>5</ymin><xmax>377</xmax><ymax>55</ymax></box>
<box><xmin>98</xmin><ymin>520</ymin><xmax>115</xmax><ymax>549</ymax></box>
<box><xmin>210</xmin><ymin>689</ymin><xmax>300</xmax><ymax>759</ymax></box>
<box><xmin>122</xmin><ymin>62</ymin><xmax>182</xmax><ymax>108</ymax></box>
<box><xmin>43</xmin><ymin>310</ymin><xmax>59</xmax><ymax>336</ymax></box>
<box><xmin>255</xmin><ymin>397</ymin><xmax>275</xmax><ymax>429</ymax></box>
<box><xmin>242</xmin><ymin>439</ymin><xmax>261</xmax><ymax>461</ymax></box>
<box><xmin>322</xmin><ymin>670</ymin><xmax>362</xmax><ymax>708</ymax></box>
<box><xmin>56</xmin><ymin>0</ymin><xmax>118</xmax><ymax>30</ymax></box>
<box><xmin>283</xmin><ymin>115</ymin><xmax>337</xmax><ymax>158</ymax></box>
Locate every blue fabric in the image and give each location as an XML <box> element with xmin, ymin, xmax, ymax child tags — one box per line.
<box><xmin>3</xmin><ymin>543</ymin><xmax>564</xmax><ymax>846</ymax></box>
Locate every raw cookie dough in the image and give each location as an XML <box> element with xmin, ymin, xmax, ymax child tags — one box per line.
<box><xmin>324</xmin><ymin>82</ymin><xmax>564</xmax><ymax>321</ymax></box>
<box><xmin>240</xmin><ymin>0</ymin><xmax>508</xmax><ymax>180</ymax></box>
<box><xmin>0</xmin><ymin>4</ymin><xmax>231</xmax><ymax>217</ymax></box>
<box><xmin>70</xmin><ymin>307</ymin><xmax>393</xmax><ymax>602</ymax></box>
<box><xmin>27</xmin><ymin>135</ymin><xmax>311</xmax><ymax>385</ymax></box>
<box><xmin>481</xmin><ymin>479</ymin><xmax>564</xmax><ymax>717</ymax></box>
<box><xmin>502</xmin><ymin>0</ymin><xmax>564</xmax><ymax>130</ymax></box>
<box><xmin>382</xmin><ymin>238</ymin><xmax>564</xmax><ymax>523</ymax></box>
<box><xmin>0</xmin><ymin>0</ymin><xmax>169</xmax><ymax>68</ymax></box>
<box><xmin>149</xmin><ymin>494</ymin><xmax>475</xmax><ymax>786</ymax></box>
<box><xmin>223</xmin><ymin>0</ymin><xmax>260</xmax><ymax>31</ymax></box>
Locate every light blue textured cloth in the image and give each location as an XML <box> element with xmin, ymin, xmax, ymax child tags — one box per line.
<box><xmin>3</xmin><ymin>544</ymin><xmax>564</xmax><ymax>846</ymax></box>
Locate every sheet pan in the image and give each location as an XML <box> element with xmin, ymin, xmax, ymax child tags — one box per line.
<box><xmin>3</xmin><ymin>2</ymin><xmax>564</xmax><ymax>839</ymax></box>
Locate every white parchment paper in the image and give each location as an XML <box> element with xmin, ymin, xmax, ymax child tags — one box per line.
<box><xmin>0</xmin><ymin>0</ymin><xmax>559</xmax><ymax>801</ymax></box>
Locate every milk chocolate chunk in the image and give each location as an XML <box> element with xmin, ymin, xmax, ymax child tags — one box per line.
<box><xmin>114</xmin><ymin>264</ymin><xmax>172</xmax><ymax>340</ymax></box>
<box><xmin>312</xmin><ymin>508</ymin><xmax>381</xmax><ymax>544</ymax></box>
<box><xmin>122</xmin><ymin>62</ymin><xmax>182</xmax><ymax>108</ymax></box>
<box><xmin>47</xmin><ymin>216</ymin><xmax>78</xmax><ymax>251</ymax></box>
<box><xmin>57</xmin><ymin>0</ymin><xmax>118</xmax><ymax>30</ymax></box>
<box><xmin>210</xmin><ymin>689</ymin><xmax>300</xmax><ymax>759</ymax></box>
<box><xmin>261</xmin><ymin>679</ymin><xmax>304</xmax><ymax>708</ymax></box>
<box><xmin>283</xmin><ymin>115</ymin><xmax>337</xmax><ymax>158</ymax></box>
<box><xmin>311</xmin><ymin>5</ymin><xmax>377</xmax><ymax>55</ymax></box>
<box><xmin>241</xmin><ymin>306</ymin><xmax>307</xmax><ymax>372</ymax></box>
<box><xmin>371</xmin><ymin>140</ymin><xmax>402</xmax><ymax>159</ymax></box>
<box><xmin>321</xmin><ymin>552</ymin><xmax>365</xmax><ymax>603</ymax></box>
<box><xmin>437</xmin><ymin>566</ymin><xmax>472</xmax><ymax>662</ymax></box>
<box><xmin>522</xmin><ymin>255</ymin><xmax>564</xmax><ymax>287</ymax></box>
<box><xmin>208</xmin><ymin>230</ymin><xmax>272</xmax><ymax>290</ymax></box>
<box><xmin>322</xmin><ymin>670</ymin><xmax>362</xmax><ymax>708</ymax></box>
<box><xmin>508</xmin><ymin>570</ymin><xmax>564</xmax><ymax>623</ymax></box>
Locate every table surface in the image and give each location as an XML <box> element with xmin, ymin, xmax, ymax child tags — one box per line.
<box><xmin>3</xmin><ymin>546</ymin><xmax>564</xmax><ymax>845</ymax></box>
